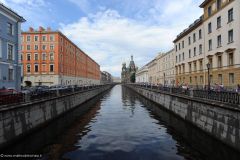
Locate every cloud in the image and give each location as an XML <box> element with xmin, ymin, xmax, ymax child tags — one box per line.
<box><xmin>62</xmin><ymin>0</ymin><xmax>204</xmax><ymax>77</ymax></box>
<box><xmin>0</xmin><ymin>0</ymin><xmax>52</xmax><ymax>29</ymax></box>
<box><xmin>60</xmin><ymin>9</ymin><xmax>184</xmax><ymax>77</ymax></box>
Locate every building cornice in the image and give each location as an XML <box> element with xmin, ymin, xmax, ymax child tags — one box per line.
<box><xmin>173</xmin><ymin>16</ymin><xmax>203</xmax><ymax>43</ymax></box>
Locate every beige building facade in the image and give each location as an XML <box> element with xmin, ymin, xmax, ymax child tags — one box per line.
<box><xmin>136</xmin><ymin>64</ymin><xmax>149</xmax><ymax>83</ymax></box>
<box><xmin>174</xmin><ymin>0</ymin><xmax>239</xmax><ymax>88</ymax></box>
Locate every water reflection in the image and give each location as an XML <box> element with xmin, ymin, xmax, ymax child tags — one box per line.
<box><xmin>1</xmin><ymin>85</ymin><xmax>240</xmax><ymax>160</ymax></box>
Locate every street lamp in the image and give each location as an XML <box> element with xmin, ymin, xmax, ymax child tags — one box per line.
<box><xmin>206</xmin><ymin>63</ymin><xmax>211</xmax><ymax>91</ymax></box>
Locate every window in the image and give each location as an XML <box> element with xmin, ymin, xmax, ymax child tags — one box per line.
<box><xmin>188</xmin><ymin>36</ymin><xmax>191</xmax><ymax>45</ymax></box>
<box><xmin>176</xmin><ymin>56</ymin><xmax>178</xmax><ymax>62</ymax></box>
<box><xmin>175</xmin><ymin>45</ymin><xmax>177</xmax><ymax>52</ymax></box>
<box><xmin>34</xmin><ymin>36</ymin><xmax>39</xmax><ymax>41</ymax></box>
<box><xmin>189</xmin><ymin>49</ymin><xmax>191</xmax><ymax>58</ymax></box>
<box><xmin>217</xmin><ymin>0</ymin><xmax>222</xmax><ymax>10</ymax></box>
<box><xmin>217</xmin><ymin>35</ymin><xmax>222</xmax><ymax>47</ymax></box>
<box><xmin>208</xmin><ymin>39</ymin><xmax>212</xmax><ymax>51</ymax></box>
<box><xmin>0</xmin><ymin>39</ymin><xmax>2</xmax><ymax>58</ymax></box>
<box><xmin>42</xmin><ymin>53</ymin><xmax>46</xmax><ymax>61</ymax></box>
<box><xmin>208</xmin><ymin>6</ymin><xmax>212</xmax><ymax>17</ymax></box>
<box><xmin>228</xmin><ymin>52</ymin><xmax>234</xmax><ymax>66</ymax></box>
<box><xmin>42</xmin><ymin>45</ymin><xmax>46</xmax><ymax>50</ymax></box>
<box><xmin>50</xmin><ymin>44</ymin><xmax>54</xmax><ymax>50</ymax></box>
<box><xmin>199</xmin><ymin>60</ymin><xmax>203</xmax><ymax>70</ymax></box>
<box><xmin>189</xmin><ymin>63</ymin><xmax>192</xmax><ymax>73</ymax></box>
<box><xmin>208</xmin><ymin>23</ymin><xmax>212</xmax><ymax>33</ymax></box>
<box><xmin>50</xmin><ymin>52</ymin><xmax>54</xmax><ymax>61</ymax></box>
<box><xmin>34</xmin><ymin>64</ymin><xmax>39</xmax><ymax>72</ymax></box>
<box><xmin>217</xmin><ymin>56</ymin><xmax>222</xmax><ymax>68</ymax></box>
<box><xmin>182</xmin><ymin>41</ymin><xmax>184</xmax><ymax>48</ymax></box>
<box><xmin>194</xmin><ymin>47</ymin><xmax>196</xmax><ymax>56</ymax></box>
<box><xmin>179</xmin><ymin>54</ymin><xmax>181</xmax><ymax>62</ymax></box>
<box><xmin>34</xmin><ymin>53</ymin><xmax>38</xmax><ymax>60</ymax></box>
<box><xmin>200</xmin><ymin>76</ymin><xmax>203</xmax><ymax>84</ymax></box>
<box><xmin>228</xmin><ymin>30</ymin><xmax>233</xmax><ymax>43</ymax></box>
<box><xmin>210</xmin><ymin>75</ymin><xmax>213</xmax><ymax>84</ymax></box>
<box><xmin>218</xmin><ymin>74</ymin><xmax>223</xmax><ymax>84</ymax></box>
<box><xmin>27</xmin><ymin>45</ymin><xmax>31</xmax><ymax>50</ymax></box>
<box><xmin>34</xmin><ymin>45</ymin><xmax>38</xmax><ymax>50</ymax></box>
<box><xmin>182</xmin><ymin>52</ymin><xmax>185</xmax><ymax>60</ymax></box>
<box><xmin>27</xmin><ymin>64</ymin><xmax>31</xmax><ymax>73</ymax></box>
<box><xmin>21</xmin><ymin>54</ymin><xmax>23</xmax><ymax>61</ymax></box>
<box><xmin>42</xmin><ymin>36</ymin><xmax>46</xmax><ymax>41</ymax></box>
<box><xmin>228</xmin><ymin>8</ymin><xmax>233</xmax><ymax>22</ymax></box>
<box><xmin>199</xmin><ymin>29</ymin><xmax>202</xmax><ymax>39</ymax></box>
<box><xmin>209</xmin><ymin>58</ymin><xmax>213</xmax><ymax>68</ymax></box>
<box><xmin>194</xmin><ymin>62</ymin><xmax>197</xmax><ymax>72</ymax></box>
<box><xmin>50</xmin><ymin>35</ymin><xmax>55</xmax><ymax>41</ymax></box>
<box><xmin>27</xmin><ymin>35</ymin><xmax>31</xmax><ymax>42</ymax></box>
<box><xmin>195</xmin><ymin>76</ymin><xmax>197</xmax><ymax>84</ymax></box>
<box><xmin>193</xmin><ymin>33</ymin><xmax>196</xmax><ymax>42</ymax></box>
<box><xmin>7</xmin><ymin>44</ymin><xmax>14</xmax><ymax>60</ymax></box>
<box><xmin>27</xmin><ymin>53</ymin><xmax>31</xmax><ymax>61</ymax></box>
<box><xmin>8</xmin><ymin>69</ymin><xmax>13</xmax><ymax>80</ymax></box>
<box><xmin>199</xmin><ymin>44</ymin><xmax>202</xmax><ymax>54</ymax></box>
<box><xmin>7</xmin><ymin>23</ymin><xmax>13</xmax><ymax>35</ymax></box>
<box><xmin>178</xmin><ymin>43</ymin><xmax>181</xmax><ymax>50</ymax></box>
<box><xmin>50</xmin><ymin>64</ymin><xmax>54</xmax><ymax>72</ymax></box>
<box><xmin>229</xmin><ymin>73</ymin><xmax>234</xmax><ymax>84</ymax></box>
<box><xmin>217</xmin><ymin>16</ymin><xmax>221</xmax><ymax>29</ymax></box>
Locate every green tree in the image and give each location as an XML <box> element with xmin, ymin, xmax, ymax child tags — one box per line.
<box><xmin>130</xmin><ymin>73</ymin><xmax>135</xmax><ymax>83</ymax></box>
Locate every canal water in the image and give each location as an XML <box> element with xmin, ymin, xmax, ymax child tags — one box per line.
<box><xmin>2</xmin><ymin>85</ymin><xmax>240</xmax><ymax>160</ymax></box>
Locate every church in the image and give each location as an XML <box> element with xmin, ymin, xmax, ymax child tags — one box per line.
<box><xmin>121</xmin><ymin>56</ymin><xmax>137</xmax><ymax>83</ymax></box>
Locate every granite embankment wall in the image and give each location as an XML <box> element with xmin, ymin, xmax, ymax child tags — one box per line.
<box><xmin>126</xmin><ymin>85</ymin><xmax>240</xmax><ymax>152</ymax></box>
<box><xmin>0</xmin><ymin>85</ymin><xmax>113</xmax><ymax>149</ymax></box>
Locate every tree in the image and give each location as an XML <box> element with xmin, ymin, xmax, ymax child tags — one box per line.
<box><xmin>130</xmin><ymin>72</ymin><xmax>136</xmax><ymax>83</ymax></box>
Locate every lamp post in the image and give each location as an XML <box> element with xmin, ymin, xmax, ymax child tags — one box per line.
<box><xmin>206</xmin><ymin>63</ymin><xmax>211</xmax><ymax>91</ymax></box>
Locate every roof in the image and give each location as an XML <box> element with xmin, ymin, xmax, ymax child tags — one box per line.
<box><xmin>173</xmin><ymin>16</ymin><xmax>203</xmax><ymax>43</ymax></box>
<box><xmin>199</xmin><ymin>0</ymin><xmax>212</xmax><ymax>8</ymax></box>
<box><xmin>0</xmin><ymin>3</ymin><xmax>26</xmax><ymax>22</ymax></box>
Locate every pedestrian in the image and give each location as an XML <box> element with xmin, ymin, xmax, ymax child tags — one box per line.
<box><xmin>236</xmin><ymin>84</ymin><xmax>240</xmax><ymax>93</ymax></box>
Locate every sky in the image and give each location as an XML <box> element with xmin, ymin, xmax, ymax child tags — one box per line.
<box><xmin>0</xmin><ymin>0</ymin><xmax>203</xmax><ymax>77</ymax></box>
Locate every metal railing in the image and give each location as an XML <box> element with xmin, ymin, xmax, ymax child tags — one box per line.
<box><xmin>129</xmin><ymin>83</ymin><xmax>240</xmax><ymax>105</ymax></box>
<box><xmin>0</xmin><ymin>84</ymin><xmax>110</xmax><ymax>107</ymax></box>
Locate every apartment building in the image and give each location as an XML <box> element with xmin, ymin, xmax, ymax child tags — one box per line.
<box><xmin>174</xmin><ymin>17</ymin><xmax>205</xmax><ymax>87</ymax></box>
<box><xmin>174</xmin><ymin>0</ymin><xmax>238</xmax><ymax>88</ymax></box>
<box><xmin>21</xmin><ymin>27</ymin><xmax>100</xmax><ymax>86</ymax></box>
<box><xmin>0</xmin><ymin>3</ymin><xmax>25</xmax><ymax>90</ymax></box>
<box><xmin>201</xmin><ymin>0</ymin><xmax>239</xmax><ymax>88</ymax></box>
<box><xmin>136</xmin><ymin>64</ymin><xmax>149</xmax><ymax>83</ymax></box>
<box><xmin>148</xmin><ymin>58</ymin><xmax>157</xmax><ymax>84</ymax></box>
<box><xmin>161</xmin><ymin>49</ymin><xmax>176</xmax><ymax>86</ymax></box>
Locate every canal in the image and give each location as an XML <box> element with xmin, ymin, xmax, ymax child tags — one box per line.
<box><xmin>2</xmin><ymin>85</ymin><xmax>240</xmax><ymax>160</ymax></box>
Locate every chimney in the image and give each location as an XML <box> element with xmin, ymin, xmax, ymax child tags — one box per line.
<box><xmin>29</xmin><ymin>27</ymin><xmax>34</xmax><ymax>32</ymax></box>
<box><xmin>39</xmin><ymin>26</ymin><xmax>45</xmax><ymax>32</ymax></box>
<box><xmin>47</xmin><ymin>27</ymin><xmax>51</xmax><ymax>31</ymax></box>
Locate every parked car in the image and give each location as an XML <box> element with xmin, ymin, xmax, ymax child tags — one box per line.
<box><xmin>0</xmin><ymin>88</ymin><xmax>23</xmax><ymax>105</ymax></box>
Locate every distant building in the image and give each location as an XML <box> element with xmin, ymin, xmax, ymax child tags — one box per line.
<box><xmin>148</xmin><ymin>58</ymin><xmax>157</xmax><ymax>84</ymax></box>
<box><xmin>100</xmin><ymin>71</ymin><xmax>112</xmax><ymax>84</ymax></box>
<box><xmin>112</xmin><ymin>77</ymin><xmax>121</xmax><ymax>83</ymax></box>
<box><xmin>0</xmin><ymin>3</ymin><xmax>26</xmax><ymax>90</ymax></box>
<box><xmin>156</xmin><ymin>49</ymin><xmax>175</xmax><ymax>86</ymax></box>
<box><xmin>136</xmin><ymin>64</ymin><xmax>149</xmax><ymax>83</ymax></box>
<box><xmin>121</xmin><ymin>55</ymin><xmax>137</xmax><ymax>83</ymax></box>
<box><xmin>21</xmin><ymin>27</ymin><xmax>100</xmax><ymax>86</ymax></box>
